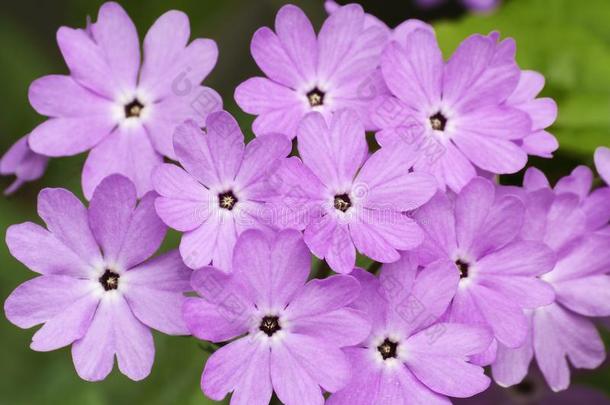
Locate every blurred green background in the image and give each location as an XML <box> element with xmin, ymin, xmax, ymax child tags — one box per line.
<box><xmin>0</xmin><ymin>0</ymin><xmax>609</xmax><ymax>404</ymax></box>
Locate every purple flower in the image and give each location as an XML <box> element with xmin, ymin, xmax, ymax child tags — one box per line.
<box><xmin>328</xmin><ymin>259</ymin><xmax>491</xmax><ymax>405</ymax></box>
<box><xmin>412</xmin><ymin>177</ymin><xmax>556</xmax><ymax>365</ymax></box>
<box><xmin>153</xmin><ymin>111</ymin><xmax>291</xmax><ymax>272</ymax></box>
<box><xmin>503</xmin><ymin>69</ymin><xmax>558</xmax><ymax>158</ymax></box>
<box><xmin>270</xmin><ymin>109</ymin><xmax>437</xmax><ymax>274</ymax></box>
<box><xmin>0</xmin><ymin>134</ymin><xmax>49</xmax><ymax>195</ymax></box>
<box><xmin>522</xmin><ymin>165</ymin><xmax>610</xmax><ymax>233</ymax></box>
<box><xmin>183</xmin><ymin>229</ymin><xmax>370</xmax><ymax>404</ymax></box>
<box><xmin>374</xmin><ymin>28</ymin><xmax>536</xmax><ymax>192</ymax></box>
<box><xmin>324</xmin><ymin>1</ymin><xmax>434</xmax><ymax>43</ymax></box>
<box><xmin>235</xmin><ymin>4</ymin><xmax>388</xmax><ymax>138</ymax></box>
<box><xmin>595</xmin><ymin>146</ymin><xmax>610</xmax><ymax>186</ymax></box>
<box><xmin>455</xmin><ymin>368</ymin><xmax>610</xmax><ymax>405</ymax></box>
<box><xmin>27</xmin><ymin>2</ymin><xmax>221</xmax><ymax>199</ymax></box>
<box><xmin>492</xmin><ymin>174</ymin><xmax>610</xmax><ymax>391</ymax></box>
<box><xmin>4</xmin><ymin>174</ymin><xmax>191</xmax><ymax>381</ymax></box>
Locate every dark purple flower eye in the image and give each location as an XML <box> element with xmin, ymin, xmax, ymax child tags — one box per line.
<box><xmin>259</xmin><ymin>315</ymin><xmax>281</xmax><ymax>336</ymax></box>
<box><xmin>218</xmin><ymin>190</ymin><xmax>238</xmax><ymax>211</ymax></box>
<box><xmin>306</xmin><ymin>87</ymin><xmax>325</xmax><ymax>107</ymax></box>
<box><xmin>455</xmin><ymin>259</ymin><xmax>469</xmax><ymax>279</ymax></box>
<box><xmin>429</xmin><ymin>111</ymin><xmax>447</xmax><ymax>131</ymax></box>
<box><xmin>124</xmin><ymin>99</ymin><xmax>144</xmax><ymax>118</ymax></box>
<box><xmin>377</xmin><ymin>338</ymin><xmax>398</xmax><ymax>360</ymax></box>
<box><xmin>333</xmin><ymin>193</ymin><xmax>352</xmax><ymax>212</ymax></box>
<box><xmin>99</xmin><ymin>269</ymin><xmax>120</xmax><ymax>291</ymax></box>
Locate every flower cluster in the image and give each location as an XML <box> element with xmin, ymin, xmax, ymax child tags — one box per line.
<box><xmin>2</xmin><ymin>2</ymin><xmax>609</xmax><ymax>405</ymax></box>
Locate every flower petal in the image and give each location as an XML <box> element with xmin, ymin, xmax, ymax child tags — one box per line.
<box><xmin>250</xmin><ymin>27</ymin><xmax>303</xmax><ymax>87</ymax></box>
<box><xmin>304</xmin><ymin>216</ymin><xmax>356</xmax><ymax>274</ymax></box>
<box><xmin>444</xmin><ymin>34</ymin><xmax>519</xmax><ymax>112</ymax></box>
<box><xmin>112</xmin><ymin>296</ymin><xmax>155</xmax><ymax>381</ymax></box>
<box><xmin>56</xmin><ymin>27</ymin><xmax>116</xmax><ymax>98</ymax></box>
<box><xmin>491</xmin><ymin>316</ymin><xmax>534</xmax><ymax>388</ymax></box>
<box><xmin>37</xmin><ymin>187</ymin><xmax>102</xmax><ymax>265</ymax></box>
<box><xmin>29</xmin><ymin>116</ymin><xmax>114</xmax><ymax>157</ymax></box>
<box><xmin>4</xmin><ymin>275</ymin><xmax>95</xmax><ymax>329</ymax></box>
<box><xmin>183</xmin><ymin>296</ymin><xmax>249</xmax><ymax>342</ymax></box>
<box><xmin>28</xmin><ymin>74</ymin><xmax>112</xmax><ymax>117</ymax></box>
<box><xmin>140</xmin><ymin>33</ymin><xmax>218</xmax><ymax>100</ymax></box>
<box><xmin>202</xmin><ymin>337</ymin><xmax>272</xmax><ymax>404</ymax></box>
<box><xmin>116</xmin><ymin>192</ymin><xmax>167</xmax><ymax>269</ymax></box>
<box><xmin>5</xmin><ymin>223</ymin><xmax>92</xmax><ymax>276</ymax></box>
<box><xmin>455</xmin><ymin>177</ymin><xmax>495</xmax><ymax>255</ymax></box>
<box><xmin>71</xmin><ymin>296</ymin><xmax>116</xmax><ymax>382</ymax></box>
<box><xmin>179</xmin><ymin>214</ymin><xmax>220</xmax><ymax>270</ymax></box>
<box><xmin>470</xmin><ymin>284</ymin><xmax>528</xmax><ymax>348</ymax></box>
<box><xmin>270</xmin><ymin>338</ymin><xmax>326</xmax><ymax>405</ymax></box>
<box><xmin>124</xmin><ymin>279</ymin><xmax>189</xmax><ymax>336</ymax></box>
<box><xmin>297</xmin><ymin>110</ymin><xmax>367</xmax><ymax>189</ymax></box>
<box><xmin>287</xmin><ymin>275</ymin><xmax>360</xmax><ymax>319</ymax></box>
<box><xmin>452</xmin><ymin>131</ymin><xmax>528</xmax><ymax>174</ymax></box>
<box><xmin>292</xmin><ymin>307</ymin><xmax>370</xmax><ymax>347</ymax></box>
<box><xmin>479</xmin><ymin>274</ymin><xmax>555</xmax><ymax>308</ymax></box>
<box><xmin>235</xmin><ymin>133</ymin><xmax>291</xmax><ymax>200</ymax></box>
<box><xmin>595</xmin><ymin>146</ymin><xmax>610</xmax><ymax>185</ymax></box>
<box><xmin>383</xmin><ymin>258</ymin><xmax>459</xmax><ymax>335</ymax></box>
<box><xmin>82</xmin><ymin>126</ymin><xmax>163</xmax><ymax>199</ymax></box>
<box><xmin>274</xmin><ymin>5</ymin><xmax>317</xmax><ymax>84</ymax></box>
<box><xmin>153</xmin><ymin>163</ymin><xmax>212</xmax><ymax>232</ymax></box>
<box><xmin>88</xmin><ymin>174</ymin><xmax>137</xmax><ymax>265</ymax></box>
<box><xmin>357</xmin><ymin>146</ymin><xmax>437</xmax><ymax>211</ymax></box>
<box><xmin>90</xmin><ymin>2</ymin><xmax>140</xmax><ymax>93</ymax></box>
<box><xmin>232</xmin><ymin>229</ymin><xmax>273</xmax><ymax>306</ymax></box>
<box><xmin>269</xmin><ymin>157</ymin><xmax>327</xmax><ymax>229</ymax></box>
<box><xmin>351</xmin><ymin>210</ymin><xmax>424</xmax><ymax>257</ymax></box>
<box><xmin>145</xmin><ymin>86</ymin><xmax>222</xmax><ymax>159</ymax></box>
<box><xmin>88</xmin><ymin>178</ymin><xmax>166</xmax><ymax>269</ymax></box>
<box><xmin>554</xmin><ymin>275</ymin><xmax>610</xmax><ymax>317</ymax></box>
<box><xmin>381</xmin><ymin>29</ymin><xmax>442</xmax><ymax>109</ymax></box>
<box><xmin>405</xmin><ymin>347</ymin><xmax>490</xmax><ymax>398</ymax></box>
<box><xmin>458</xmin><ymin>106</ymin><xmax>531</xmax><ymax>140</ymax></box>
<box><xmin>555</xmin><ymin>165</ymin><xmax>593</xmax><ymax>201</ymax></box>
<box><xmin>476</xmin><ymin>240</ymin><xmax>555</xmax><ymax>277</ymax></box>
<box><xmin>269</xmin><ymin>229</ymin><xmax>310</xmax><ymax>308</ymax></box>
<box><xmin>326</xmin><ymin>348</ymin><xmax>381</xmax><ymax>405</ymax></box>
<box><xmin>413</xmin><ymin>192</ymin><xmax>457</xmax><ymax>263</ymax></box>
<box><xmin>317</xmin><ymin>4</ymin><xmax>364</xmax><ymax>82</ymax></box>
<box><xmin>30</xmin><ymin>292</ymin><xmax>99</xmax><ymax>352</ymax></box>
<box><xmin>173</xmin><ymin>114</ymin><xmax>244</xmax><ymax>189</ymax></box>
<box><xmin>284</xmin><ymin>333</ymin><xmax>352</xmax><ymax>393</ymax></box>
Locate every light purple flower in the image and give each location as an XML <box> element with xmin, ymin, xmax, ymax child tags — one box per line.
<box><xmin>183</xmin><ymin>229</ymin><xmax>370</xmax><ymax>405</ymax></box>
<box><xmin>492</xmin><ymin>177</ymin><xmax>610</xmax><ymax>391</ymax></box>
<box><xmin>522</xmin><ymin>165</ymin><xmax>610</xmax><ymax>233</ymax></box>
<box><xmin>412</xmin><ymin>177</ymin><xmax>556</xmax><ymax>365</ymax></box>
<box><xmin>595</xmin><ymin>146</ymin><xmax>610</xmax><ymax>186</ymax></box>
<box><xmin>328</xmin><ymin>259</ymin><xmax>491</xmax><ymax>405</ymax></box>
<box><xmin>455</xmin><ymin>368</ymin><xmax>610</xmax><ymax>405</ymax></box>
<box><xmin>153</xmin><ymin>111</ymin><xmax>291</xmax><ymax>272</ymax></box>
<box><xmin>270</xmin><ymin>109</ymin><xmax>437</xmax><ymax>274</ymax></box>
<box><xmin>235</xmin><ymin>4</ymin><xmax>388</xmax><ymax>138</ymax></box>
<box><xmin>4</xmin><ymin>174</ymin><xmax>191</xmax><ymax>381</ymax></box>
<box><xmin>0</xmin><ymin>134</ymin><xmax>49</xmax><ymax>195</ymax></box>
<box><xmin>503</xmin><ymin>67</ymin><xmax>558</xmax><ymax>158</ymax></box>
<box><xmin>28</xmin><ymin>2</ymin><xmax>221</xmax><ymax>199</ymax></box>
<box><xmin>374</xmin><ymin>28</ymin><xmax>535</xmax><ymax>192</ymax></box>
<box><xmin>324</xmin><ymin>1</ymin><xmax>434</xmax><ymax>44</ymax></box>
